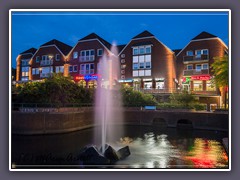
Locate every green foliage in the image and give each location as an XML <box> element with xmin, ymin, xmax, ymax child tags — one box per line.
<box><xmin>13</xmin><ymin>73</ymin><xmax>94</xmax><ymax>106</ymax></box>
<box><xmin>169</xmin><ymin>91</ymin><xmax>196</xmax><ymax>107</ymax></box>
<box><xmin>211</xmin><ymin>55</ymin><xmax>229</xmax><ymax>87</ymax></box>
<box><xmin>193</xmin><ymin>104</ymin><xmax>206</xmax><ymax>111</ymax></box>
<box><xmin>121</xmin><ymin>86</ymin><xmax>158</xmax><ymax>106</ymax></box>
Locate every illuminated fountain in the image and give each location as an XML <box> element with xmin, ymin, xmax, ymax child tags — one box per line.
<box><xmin>79</xmin><ymin>44</ymin><xmax>130</xmax><ymax>165</ymax></box>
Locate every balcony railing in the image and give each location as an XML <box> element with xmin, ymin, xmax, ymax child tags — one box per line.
<box><xmin>79</xmin><ymin>56</ymin><xmax>95</xmax><ymax>62</ymax></box>
<box><xmin>183</xmin><ymin>69</ymin><xmax>209</xmax><ymax>76</ymax></box>
<box><xmin>40</xmin><ymin>60</ymin><xmax>53</xmax><ymax>66</ymax></box>
<box><xmin>40</xmin><ymin>73</ymin><xmax>52</xmax><ymax>78</ymax></box>
<box><xmin>183</xmin><ymin>54</ymin><xmax>209</xmax><ymax>62</ymax></box>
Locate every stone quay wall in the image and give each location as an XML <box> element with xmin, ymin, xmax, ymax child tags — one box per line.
<box><xmin>12</xmin><ymin>109</ymin><xmax>229</xmax><ymax>135</ymax></box>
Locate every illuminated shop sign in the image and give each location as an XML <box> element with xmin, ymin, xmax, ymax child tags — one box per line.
<box><xmin>75</xmin><ymin>74</ymin><xmax>100</xmax><ymax>81</ymax></box>
<box><xmin>118</xmin><ymin>79</ymin><xmax>133</xmax><ymax>83</ymax></box>
<box><xmin>143</xmin><ymin>78</ymin><xmax>152</xmax><ymax>82</ymax></box>
<box><xmin>182</xmin><ymin>77</ymin><xmax>191</xmax><ymax>84</ymax></box>
<box><xmin>155</xmin><ymin>78</ymin><xmax>164</xmax><ymax>81</ymax></box>
<box><xmin>191</xmin><ymin>75</ymin><xmax>210</xmax><ymax>81</ymax></box>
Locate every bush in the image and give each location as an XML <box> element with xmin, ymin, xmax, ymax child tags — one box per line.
<box><xmin>121</xmin><ymin>86</ymin><xmax>158</xmax><ymax>106</ymax></box>
<box><xmin>193</xmin><ymin>104</ymin><xmax>206</xmax><ymax>111</ymax></box>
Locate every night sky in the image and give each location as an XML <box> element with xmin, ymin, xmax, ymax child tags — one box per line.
<box><xmin>11</xmin><ymin>10</ymin><xmax>229</xmax><ymax>68</ymax></box>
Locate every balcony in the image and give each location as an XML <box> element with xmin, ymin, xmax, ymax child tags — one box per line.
<box><xmin>40</xmin><ymin>60</ymin><xmax>53</xmax><ymax>66</ymax></box>
<box><xmin>79</xmin><ymin>56</ymin><xmax>95</xmax><ymax>62</ymax></box>
<box><xmin>40</xmin><ymin>73</ymin><xmax>52</xmax><ymax>78</ymax></box>
<box><xmin>183</xmin><ymin>69</ymin><xmax>209</xmax><ymax>76</ymax></box>
<box><xmin>183</xmin><ymin>54</ymin><xmax>209</xmax><ymax>63</ymax></box>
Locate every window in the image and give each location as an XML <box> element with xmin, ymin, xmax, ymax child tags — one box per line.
<box><xmin>206</xmin><ymin>80</ymin><xmax>216</xmax><ymax>91</ymax></box>
<box><xmin>156</xmin><ymin>82</ymin><xmax>164</xmax><ymax>89</ymax></box>
<box><xmin>36</xmin><ymin>56</ymin><xmax>40</xmax><ymax>63</ymax></box>
<box><xmin>145</xmin><ymin>55</ymin><xmax>151</xmax><ymax>62</ymax></box>
<box><xmin>139</xmin><ymin>46</ymin><xmax>145</xmax><ymax>54</ymax></box>
<box><xmin>186</xmin><ymin>51</ymin><xmax>193</xmax><ymax>56</ymax></box>
<box><xmin>133</xmin><ymin>71</ymin><xmax>138</xmax><ymax>77</ymax></box>
<box><xmin>144</xmin><ymin>82</ymin><xmax>152</xmax><ymax>89</ymax></box>
<box><xmin>21</xmin><ymin>77</ymin><xmax>29</xmax><ymax>81</ymax></box>
<box><xmin>187</xmin><ymin>65</ymin><xmax>193</xmax><ymax>70</ymax></box>
<box><xmin>97</xmin><ymin>49</ymin><xmax>103</xmax><ymax>56</ymax></box>
<box><xmin>133</xmin><ymin>56</ymin><xmax>138</xmax><ymax>63</ymax></box>
<box><xmin>42</xmin><ymin>55</ymin><xmax>49</xmax><ymax>60</ymax></box>
<box><xmin>121</xmin><ymin>54</ymin><xmax>125</xmax><ymax>58</ymax></box>
<box><xmin>69</xmin><ymin>66</ymin><xmax>73</xmax><ymax>72</ymax></box>
<box><xmin>145</xmin><ymin>46</ymin><xmax>151</xmax><ymax>54</ymax></box>
<box><xmin>139</xmin><ymin>70</ymin><xmax>144</xmax><ymax>76</ymax></box>
<box><xmin>196</xmin><ymin>64</ymin><xmax>202</xmax><ymax>71</ymax></box>
<box><xmin>202</xmin><ymin>49</ymin><xmax>209</xmax><ymax>55</ymax></box>
<box><xmin>55</xmin><ymin>66</ymin><xmax>64</xmax><ymax>73</ymax></box>
<box><xmin>21</xmin><ymin>59</ymin><xmax>29</xmax><ymax>66</ymax></box>
<box><xmin>55</xmin><ymin>54</ymin><xmax>60</xmax><ymax>61</ymax></box>
<box><xmin>202</xmin><ymin>64</ymin><xmax>209</xmax><ymax>69</ymax></box>
<box><xmin>133</xmin><ymin>48</ymin><xmax>138</xmax><ymax>55</ymax></box>
<box><xmin>133</xmin><ymin>63</ymin><xmax>138</xmax><ymax>70</ymax></box>
<box><xmin>73</xmin><ymin>52</ymin><xmax>78</xmax><ymax>59</ymax></box>
<box><xmin>195</xmin><ymin>50</ymin><xmax>202</xmax><ymax>58</ymax></box>
<box><xmin>121</xmin><ymin>59</ymin><xmax>126</xmax><ymax>63</ymax></box>
<box><xmin>193</xmin><ymin>80</ymin><xmax>203</xmax><ymax>91</ymax></box>
<box><xmin>80</xmin><ymin>50</ymin><xmax>95</xmax><ymax>62</ymax></box>
<box><xmin>145</xmin><ymin>70</ymin><xmax>151</xmax><ymax>76</ymax></box>
<box><xmin>73</xmin><ymin>65</ymin><xmax>78</xmax><ymax>72</ymax></box>
<box><xmin>80</xmin><ymin>63</ymin><xmax>94</xmax><ymax>75</ymax></box>
<box><xmin>36</xmin><ymin>68</ymin><xmax>39</xmax><ymax>74</ymax></box>
<box><xmin>145</xmin><ymin>62</ymin><xmax>151</xmax><ymax>69</ymax></box>
<box><xmin>139</xmin><ymin>55</ymin><xmax>144</xmax><ymax>62</ymax></box>
<box><xmin>139</xmin><ymin>62</ymin><xmax>145</xmax><ymax>69</ymax></box>
<box><xmin>21</xmin><ymin>67</ymin><xmax>29</xmax><ymax>76</ymax></box>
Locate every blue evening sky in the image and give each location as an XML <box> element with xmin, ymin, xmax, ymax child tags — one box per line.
<box><xmin>11</xmin><ymin>11</ymin><xmax>229</xmax><ymax>68</ymax></box>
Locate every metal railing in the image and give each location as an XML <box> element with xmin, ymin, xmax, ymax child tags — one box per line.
<box><xmin>183</xmin><ymin>54</ymin><xmax>209</xmax><ymax>62</ymax></box>
<box><xmin>40</xmin><ymin>60</ymin><xmax>53</xmax><ymax>66</ymax></box>
<box><xmin>79</xmin><ymin>56</ymin><xmax>95</xmax><ymax>62</ymax></box>
<box><xmin>183</xmin><ymin>69</ymin><xmax>209</xmax><ymax>76</ymax></box>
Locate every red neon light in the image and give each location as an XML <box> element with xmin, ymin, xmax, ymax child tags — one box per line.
<box><xmin>74</xmin><ymin>74</ymin><xmax>100</xmax><ymax>82</ymax></box>
<box><xmin>191</xmin><ymin>75</ymin><xmax>210</xmax><ymax>81</ymax></box>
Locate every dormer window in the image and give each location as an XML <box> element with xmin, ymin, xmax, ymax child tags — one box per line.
<box><xmin>186</xmin><ymin>51</ymin><xmax>193</xmax><ymax>56</ymax></box>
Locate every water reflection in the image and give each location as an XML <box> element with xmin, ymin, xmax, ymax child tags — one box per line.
<box><xmin>11</xmin><ymin>126</ymin><xmax>228</xmax><ymax>169</ymax></box>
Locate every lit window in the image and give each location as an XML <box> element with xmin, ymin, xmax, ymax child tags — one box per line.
<box><xmin>69</xmin><ymin>66</ymin><xmax>73</xmax><ymax>72</ymax></box>
<box><xmin>187</xmin><ymin>65</ymin><xmax>193</xmax><ymax>70</ymax></box>
<box><xmin>133</xmin><ymin>56</ymin><xmax>138</xmax><ymax>63</ymax></box>
<box><xmin>73</xmin><ymin>65</ymin><xmax>78</xmax><ymax>72</ymax></box>
<box><xmin>139</xmin><ymin>55</ymin><xmax>144</xmax><ymax>62</ymax></box>
<box><xmin>73</xmin><ymin>52</ymin><xmax>78</xmax><ymax>59</ymax></box>
<box><xmin>196</xmin><ymin>64</ymin><xmax>202</xmax><ymax>71</ymax></box>
<box><xmin>145</xmin><ymin>70</ymin><xmax>151</xmax><ymax>76</ymax></box>
<box><xmin>97</xmin><ymin>49</ymin><xmax>103</xmax><ymax>56</ymax></box>
<box><xmin>55</xmin><ymin>66</ymin><xmax>64</xmax><ymax>73</ymax></box>
<box><xmin>36</xmin><ymin>56</ymin><xmax>40</xmax><ymax>63</ymax></box>
<box><xmin>133</xmin><ymin>48</ymin><xmax>138</xmax><ymax>55</ymax></box>
<box><xmin>55</xmin><ymin>54</ymin><xmax>60</xmax><ymax>61</ymax></box>
<box><xmin>145</xmin><ymin>46</ymin><xmax>151</xmax><ymax>54</ymax></box>
<box><xmin>202</xmin><ymin>49</ymin><xmax>209</xmax><ymax>55</ymax></box>
<box><xmin>206</xmin><ymin>80</ymin><xmax>216</xmax><ymax>91</ymax></box>
<box><xmin>145</xmin><ymin>55</ymin><xmax>151</xmax><ymax>62</ymax></box>
<box><xmin>145</xmin><ymin>62</ymin><xmax>151</xmax><ymax>69</ymax></box>
<box><xmin>139</xmin><ymin>70</ymin><xmax>144</xmax><ymax>76</ymax></box>
<box><xmin>186</xmin><ymin>51</ymin><xmax>193</xmax><ymax>56</ymax></box>
<box><xmin>195</xmin><ymin>50</ymin><xmax>202</xmax><ymax>58</ymax></box>
<box><xmin>139</xmin><ymin>46</ymin><xmax>145</xmax><ymax>54</ymax></box>
<box><xmin>202</xmin><ymin>64</ymin><xmax>209</xmax><ymax>69</ymax></box>
<box><xmin>32</xmin><ymin>68</ymin><xmax>36</xmax><ymax>75</ymax></box>
<box><xmin>36</xmin><ymin>68</ymin><xmax>39</xmax><ymax>74</ymax></box>
<box><xmin>193</xmin><ymin>80</ymin><xmax>203</xmax><ymax>91</ymax></box>
<box><xmin>139</xmin><ymin>62</ymin><xmax>145</xmax><ymax>69</ymax></box>
<box><xmin>133</xmin><ymin>71</ymin><xmax>138</xmax><ymax>77</ymax></box>
<box><xmin>133</xmin><ymin>63</ymin><xmax>138</xmax><ymax>70</ymax></box>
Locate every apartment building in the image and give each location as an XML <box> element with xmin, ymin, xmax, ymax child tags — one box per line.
<box><xmin>176</xmin><ymin>31</ymin><xmax>228</xmax><ymax>110</ymax></box>
<box><xmin>118</xmin><ymin>30</ymin><xmax>177</xmax><ymax>93</ymax></box>
<box><xmin>30</xmin><ymin>39</ymin><xmax>72</xmax><ymax>80</ymax></box>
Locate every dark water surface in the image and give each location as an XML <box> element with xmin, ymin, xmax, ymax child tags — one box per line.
<box><xmin>11</xmin><ymin>125</ymin><xmax>228</xmax><ymax>169</ymax></box>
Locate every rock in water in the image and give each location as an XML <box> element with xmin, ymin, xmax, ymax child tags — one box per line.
<box><xmin>117</xmin><ymin>146</ymin><xmax>131</xmax><ymax>160</ymax></box>
<box><xmin>79</xmin><ymin>146</ymin><xmax>110</xmax><ymax>165</ymax></box>
<box><xmin>104</xmin><ymin>145</ymin><xmax>120</xmax><ymax>162</ymax></box>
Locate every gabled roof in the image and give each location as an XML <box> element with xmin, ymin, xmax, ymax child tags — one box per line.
<box><xmin>20</xmin><ymin>47</ymin><xmax>37</xmax><ymax>55</ymax></box>
<box><xmin>40</xmin><ymin>39</ymin><xmax>72</xmax><ymax>56</ymax></box>
<box><xmin>79</xmin><ymin>33</ymin><xmax>112</xmax><ymax>50</ymax></box>
<box><xmin>192</xmin><ymin>31</ymin><xmax>217</xmax><ymax>40</ymax></box>
<box><xmin>132</xmin><ymin>41</ymin><xmax>153</xmax><ymax>47</ymax></box>
<box><xmin>172</xmin><ymin>49</ymin><xmax>182</xmax><ymax>55</ymax></box>
<box><xmin>132</xmin><ymin>30</ymin><xmax>154</xmax><ymax>39</ymax></box>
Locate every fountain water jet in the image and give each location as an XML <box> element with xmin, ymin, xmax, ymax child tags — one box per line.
<box><xmin>94</xmin><ymin>43</ymin><xmax>124</xmax><ymax>154</ymax></box>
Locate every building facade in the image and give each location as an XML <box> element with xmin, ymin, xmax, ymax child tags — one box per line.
<box><xmin>176</xmin><ymin>31</ymin><xmax>228</xmax><ymax>110</ymax></box>
<box><xmin>16</xmin><ymin>48</ymin><xmax>37</xmax><ymax>82</ymax></box>
<box><xmin>14</xmin><ymin>31</ymin><xmax>228</xmax><ymax>108</ymax></box>
<box><xmin>66</xmin><ymin>33</ymin><xmax>113</xmax><ymax>88</ymax></box>
<box><xmin>29</xmin><ymin>39</ymin><xmax>72</xmax><ymax>81</ymax></box>
<box><xmin>118</xmin><ymin>31</ymin><xmax>177</xmax><ymax>93</ymax></box>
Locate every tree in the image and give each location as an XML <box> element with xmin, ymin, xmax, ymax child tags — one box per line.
<box><xmin>211</xmin><ymin>55</ymin><xmax>229</xmax><ymax>108</ymax></box>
